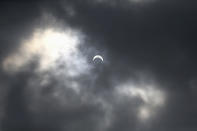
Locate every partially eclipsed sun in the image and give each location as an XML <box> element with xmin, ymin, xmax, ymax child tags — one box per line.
<box><xmin>93</xmin><ymin>55</ymin><xmax>103</xmax><ymax>62</ymax></box>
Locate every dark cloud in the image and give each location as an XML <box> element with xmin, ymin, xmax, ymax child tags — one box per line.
<box><xmin>64</xmin><ymin>0</ymin><xmax>197</xmax><ymax>84</ymax></box>
<box><xmin>0</xmin><ymin>0</ymin><xmax>197</xmax><ymax>131</ymax></box>
<box><xmin>0</xmin><ymin>1</ymin><xmax>40</xmax><ymax>57</ymax></box>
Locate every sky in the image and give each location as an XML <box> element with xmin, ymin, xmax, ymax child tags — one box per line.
<box><xmin>0</xmin><ymin>0</ymin><xmax>197</xmax><ymax>131</ymax></box>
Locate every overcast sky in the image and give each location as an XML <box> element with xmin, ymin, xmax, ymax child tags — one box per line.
<box><xmin>0</xmin><ymin>0</ymin><xmax>197</xmax><ymax>131</ymax></box>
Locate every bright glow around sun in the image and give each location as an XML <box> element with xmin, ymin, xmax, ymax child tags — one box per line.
<box><xmin>2</xmin><ymin>28</ymin><xmax>91</xmax><ymax>76</ymax></box>
<box><xmin>24</xmin><ymin>29</ymin><xmax>79</xmax><ymax>70</ymax></box>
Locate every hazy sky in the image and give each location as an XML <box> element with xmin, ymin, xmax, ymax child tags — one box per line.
<box><xmin>0</xmin><ymin>0</ymin><xmax>197</xmax><ymax>131</ymax></box>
